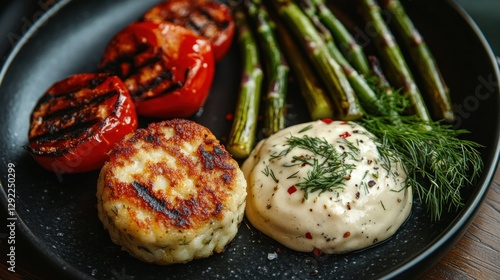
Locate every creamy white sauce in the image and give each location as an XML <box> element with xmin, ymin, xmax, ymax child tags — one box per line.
<box><xmin>242</xmin><ymin>120</ymin><xmax>412</xmax><ymax>254</ymax></box>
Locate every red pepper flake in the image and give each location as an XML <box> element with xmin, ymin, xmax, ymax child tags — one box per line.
<box><xmin>305</xmin><ymin>232</ymin><xmax>313</xmax><ymax>239</ymax></box>
<box><xmin>339</xmin><ymin>131</ymin><xmax>351</xmax><ymax>139</ymax></box>
<box><xmin>341</xmin><ymin>121</ymin><xmax>349</xmax><ymax>125</ymax></box>
<box><xmin>343</xmin><ymin>231</ymin><xmax>351</xmax><ymax>238</ymax></box>
<box><xmin>312</xmin><ymin>248</ymin><xmax>322</xmax><ymax>257</ymax></box>
<box><xmin>321</xmin><ymin>118</ymin><xmax>333</xmax><ymax>124</ymax></box>
<box><xmin>225</xmin><ymin>113</ymin><xmax>233</xmax><ymax>121</ymax></box>
<box><xmin>287</xmin><ymin>185</ymin><xmax>297</xmax><ymax>195</ymax></box>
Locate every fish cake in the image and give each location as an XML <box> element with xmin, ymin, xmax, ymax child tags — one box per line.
<box><xmin>97</xmin><ymin>119</ymin><xmax>246</xmax><ymax>264</ymax></box>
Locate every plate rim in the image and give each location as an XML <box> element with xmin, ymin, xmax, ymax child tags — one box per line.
<box><xmin>0</xmin><ymin>1</ymin><xmax>93</xmax><ymax>279</ymax></box>
<box><xmin>383</xmin><ymin>1</ymin><xmax>500</xmax><ymax>276</ymax></box>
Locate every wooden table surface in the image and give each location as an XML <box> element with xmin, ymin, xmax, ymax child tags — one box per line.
<box><xmin>422</xmin><ymin>166</ymin><xmax>500</xmax><ymax>280</ymax></box>
<box><xmin>1</xmin><ymin>167</ymin><xmax>498</xmax><ymax>280</ymax></box>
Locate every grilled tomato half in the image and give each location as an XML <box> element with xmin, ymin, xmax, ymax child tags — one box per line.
<box><xmin>26</xmin><ymin>73</ymin><xmax>138</xmax><ymax>174</ymax></box>
<box><xmin>141</xmin><ymin>0</ymin><xmax>235</xmax><ymax>61</ymax></box>
<box><xmin>98</xmin><ymin>21</ymin><xmax>215</xmax><ymax>119</ymax></box>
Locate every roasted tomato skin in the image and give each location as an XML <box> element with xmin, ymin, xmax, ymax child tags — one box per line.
<box><xmin>98</xmin><ymin>22</ymin><xmax>215</xmax><ymax>119</ymax></box>
<box><xmin>27</xmin><ymin>73</ymin><xmax>138</xmax><ymax>174</ymax></box>
<box><xmin>141</xmin><ymin>0</ymin><xmax>235</xmax><ymax>61</ymax></box>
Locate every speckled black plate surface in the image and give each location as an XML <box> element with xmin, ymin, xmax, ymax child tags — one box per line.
<box><xmin>1</xmin><ymin>0</ymin><xmax>499</xmax><ymax>279</ymax></box>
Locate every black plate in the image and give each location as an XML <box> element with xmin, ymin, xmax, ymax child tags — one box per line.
<box><xmin>1</xmin><ymin>0</ymin><xmax>499</xmax><ymax>279</ymax></box>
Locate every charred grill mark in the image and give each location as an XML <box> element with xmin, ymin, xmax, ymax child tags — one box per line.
<box><xmin>183</xmin><ymin>67</ymin><xmax>191</xmax><ymax>81</ymax></box>
<box><xmin>133</xmin><ymin>68</ymin><xmax>189</xmax><ymax>101</ymax></box>
<box><xmin>29</xmin><ymin>89</ymin><xmax>119</xmax><ymax>144</ymax></box>
<box><xmin>30</xmin><ymin>119</ymin><xmax>98</xmax><ymax>144</ymax></box>
<box><xmin>132</xmin><ymin>69</ymin><xmax>173</xmax><ymax>99</ymax></box>
<box><xmin>36</xmin><ymin>91</ymin><xmax>117</xmax><ymax>121</ymax></box>
<box><xmin>221</xmin><ymin>173</ymin><xmax>231</xmax><ymax>184</ymax></box>
<box><xmin>131</xmin><ymin>54</ymin><xmax>163</xmax><ymax>75</ymax></box>
<box><xmin>101</xmin><ymin>39</ymin><xmax>187</xmax><ymax>101</ymax></box>
<box><xmin>201</xmin><ymin>188</ymin><xmax>224</xmax><ymax>217</ymax></box>
<box><xmin>213</xmin><ymin>203</ymin><xmax>223</xmax><ymax>215</ymax></box>
<box><xmin>157</xmin><ymin>5</ymin><xmax>230</xmax><ymax>38</ymax></box>
<box><xmin>183</xmin><ymin>7</ymin><xmax>230</xmax><ymax>35</ymax></box>
<box><xmin>37</xmin><ymin>76</ymin><xmax>110</xmax><ymax>106</ymax></box>
<box><xmin>101</xmin><ymin>43</ymin><xmax>157</xmax><ymax>78</ymax></box>
<box><xmin>145</xmin><ymin>134</ymin><xmax>155</xmax><ymax>143</ymax></box>
<box><xmin>42</xmin><ymin>75</ymin><xmax>108</xmax><ymax>97</ymax></box>
<box><xmin>185</xmin><ymin>20</ymin><xmax>202</xmax><ymax>33</ymax></box>
<box><xmin>135</xmin><ymin>50</ymin><xmax>159</xmax><ymax>75</ymax></box>
<box><xmin>131</xmin><ymin>181</ymin><xmax>188</xmax><ymax>226</ymax></box>
<box><xmin>198</xmin><ymin>7</ymin><xmax>230</xmax><ymax>30</ymax></box>
<box><xmin>87</xmin><ymin>75</ymin><xmax>109</xmax><ymax>89</ymax></box>
<box><xmin>26</xmin><ymin>74</ymin><xmax>132</xmax><ymax>157</ymax></box>
<box><xmin>199</xmin><ymin>144</ymin><xmax>235</xmax><ymax>171</ymax></box>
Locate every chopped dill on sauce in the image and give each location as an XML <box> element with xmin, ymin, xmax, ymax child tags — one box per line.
<box><xmin>269</xmin><ymin>134</ymin><xmax>358</xmax><ymax>199</ymax></box>
<box><xmin>262</xmin><ymin>165</ymin><xmax>279</xmax><ymax>183</ymax></box>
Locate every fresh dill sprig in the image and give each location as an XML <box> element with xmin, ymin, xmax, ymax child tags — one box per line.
<box><xmin>298</xmin><ymin>124</ymin><xmax>314</xmax><ymax>133</ymax></box>
<box><xmin>271</xmin><ymin>135</ymin><xmax>357</xmax><ymax>198</ymax></box>
<box><xmin>262</xmin><ymin>165</ymin><xmax>279</xmax><ymax>183</ymax></box>
<box><xmin>358</xmin><ymin>84</ymin><xmax>484</xmax><ymax>221</ymax></box>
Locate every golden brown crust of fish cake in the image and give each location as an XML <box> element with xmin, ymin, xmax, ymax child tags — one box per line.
<box><xmin>97</xmin><ymin>119</ymin><xmax>246</xmax><ymax>264</ymax></box>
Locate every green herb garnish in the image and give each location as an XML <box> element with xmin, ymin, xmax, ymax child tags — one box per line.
<box><xmin>262</xmin><ymin>165</ymin><xmax>279</xmax><ymax>183</ymax></box>
<box><xmin>358</xmin><ymin>90</ymin><xmax>483</xmax><ymax>221</ymax></box>
<box><xmin>271</xmin><ymin>134</ymin><xmax>357</xmax><ymax>198</ymax></box>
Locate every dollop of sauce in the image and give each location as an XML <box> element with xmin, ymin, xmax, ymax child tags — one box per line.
<box><xmin>242</xmin><ymin>120</ymin><xmax>412</xmax><ymax>254</ymax></box>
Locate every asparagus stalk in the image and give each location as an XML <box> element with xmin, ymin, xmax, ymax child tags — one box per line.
<box><xmin>357</xmin><ymin>0</ymin><xmax>432</xmax><ymax>122</ymax></box>
<box><xmin>226</xmin><ymin>9</ymin><xmax>264</xmax><ymax>158</ymax></box>
<box><xmin>299</xmin><ymin>0</ymin><xmax>346</xmax><ymax>65</ymax></box>
<box><xmin>381</xmin><ymin>0</ymin><xmax>454</xmax><ymax>122</ymax></box>
<box><xmin>271</xmin><ymin>0</ymin><xmax>363</xmax><ymax>121</ymax></box>
<box><xmin>245</xmin><ymin>0</ymin><xmax>289</xmax><ymax>136</ymax></box>
<box><xmin>310</xmin><ymin>0</ymin><xmax>371</xmax><ymax>77</ymax></box>
<box><xmin>300</xmin><ymin>0</ymin><xmax>384</xmax><ymax>115</ymax></box>
<box><xmin>273</xmin><ymin>9</ymin><xmax>334</xmax><ymax>120</ymax></box>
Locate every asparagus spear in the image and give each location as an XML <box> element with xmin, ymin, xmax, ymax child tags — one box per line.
<box><xmin>381</xmin><ymin>0</ymin><xmax>454</xmax><ymax>122</ymax></box>
<box><xmin>357</xmin><ymin>0</ymin><xmax>432</xmax><ymax>122</ymax></box>
<box><xmin>273</xmin><ymin>9</ymin><xmax>334</xmax><ymax>120</ymax></box>
<box><xmin>299</xmin><ymin>0</ymin><xmax>346</xmax><ymax>65</ymax></box>
<box><xmin>226</xmin><ymin>9</ymin><xmax>264</xmax><ymax>159</ymax></box>
<box><xmin>300</xmin><ymin>0</ymin><xmax>384</xmax><ymax>115</ymax></box>
<box><xmin>310</xmin><ymin>0</ymin><xmax>371</xmax><ymax>77</ymax></box>
<box><xmin>271</xmin><ymin>0</ymin><xmax>363</xmax><ymax>121</ymax></box>
<box><xmin>245</xmin><ymin>0</ymin><xmax>289</xmax><ymax>136</ymax></box>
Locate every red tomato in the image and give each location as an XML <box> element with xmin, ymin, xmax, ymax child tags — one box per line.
<box><xmin>141</xmin><ymin>0</ymin><xmax>235</xmax><ymax>61</ymax></box>
<box><xmin>98</xmin><ymin>22</ymin><xmax>215</xmax><ymax>118</ymax></box>
<box><xmin>27</xmin><ymin>73</ymin><xmax>138</xmax><ymax>174</ymax></box>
